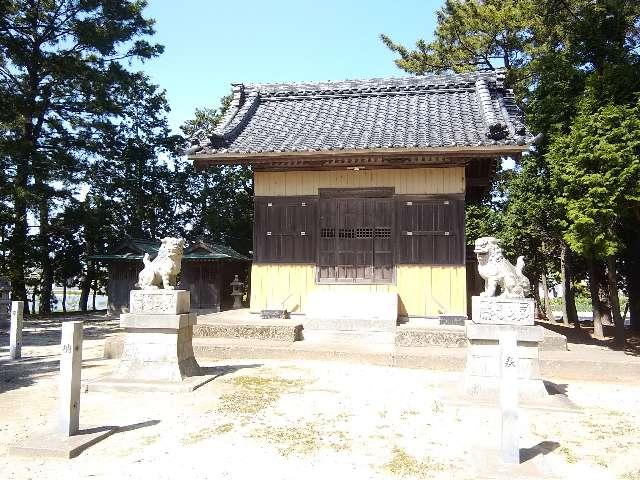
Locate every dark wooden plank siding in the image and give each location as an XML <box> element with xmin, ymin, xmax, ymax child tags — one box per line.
<box><xmin>395</xmin><ymin>196</ymin><xmax>464</xmax><ymax>265</ymax></box>
<box><xmin>254</xmin><ymin>196</ymin><xmax>317</xmax><ymax>263</ymax></box>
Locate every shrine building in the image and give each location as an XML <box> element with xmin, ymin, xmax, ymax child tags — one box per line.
<box><xmin>187</xmin><ymin>71</ymin><xmax>531</xmax><ymax>325</ymax></box>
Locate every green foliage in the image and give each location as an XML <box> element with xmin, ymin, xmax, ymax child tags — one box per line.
<box><xmin>548</xmin><ymin>101</ymin><xmax>640</xmax><ymax>258</ymax></box>
<box><xmin>0</xmin><ymin>0</ymin><xmax>164</xmax><ymax>310</ymax></box>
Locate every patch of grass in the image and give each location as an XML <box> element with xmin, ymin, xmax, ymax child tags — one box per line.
<box><xmin>251</xmin><ymin>420</ymin><xmax>350</xmax><ymax>457</ymax></box>
<box><xmin>182</xmin><ymin>423</ymin><xmax>235</xmax><ymax>445</ymax></box>
<box><xmin>549</xmin><ymin>295</ymin><xmax>628</xmax><ymax>312</ymax></box>
<box><xmin>140</xmin><ymin>434</ymin><xmax>160</xmax><ymax>446</ymax></box>
<box><xmin>558</xmin><ymin>446</ymin><xmax>578</xmax><ymax>464</ymax></box>
<box><xmin>218</xmin><ymin>375</ymin><xmax>307</xmax><ymax>415</ymax></box>
<box><xmin>400</xmin><ymin>409</ymin><xmax>420</xmax><ymax>419</ymax></box>
<box><xmin>214</xmin><ymin>423</ymin><xmax>234</xmax><ymax>434</ymax></box>
<box><xmin>383</xmin><ymin>446</ymin><xmax>446</xmax><ymax>479</ymax></box>
<box><xmin>622</xmin><ymin>468</ymin><xmax>640</xmax><ymax>480</ymax></box>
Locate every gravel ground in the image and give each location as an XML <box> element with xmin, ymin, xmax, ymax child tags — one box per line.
<box><xmin>1</xmin><ymin>318</ymin><xmax>640</xmax><ymax>479</ymax></box>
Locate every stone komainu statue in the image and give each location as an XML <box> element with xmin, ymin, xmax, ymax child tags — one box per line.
<box><xmin>474</xmin><ymin>237</ymin><xmax>530</xmax><ymax>298</ymax></box>
<box><xmin>137</xmin><ymin>237</ymin><xmax>185</xmax><ymax>290</ymax></box>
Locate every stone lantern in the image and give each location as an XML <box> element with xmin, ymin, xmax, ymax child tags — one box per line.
<box><xmin>230</xmin><ymin>275</ymin><xmax>243</xmax><ymax>309</ymax></box>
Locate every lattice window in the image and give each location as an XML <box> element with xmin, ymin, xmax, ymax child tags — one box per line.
<box><xmin>338</xmin><ymin>228</ymin><xmax>355</xmax><ymax>239</ymax></box>
<box><xmin>321</xmin><ymin>228</ymin><xmax>335</xmax><ymax>238</ymax></box>
<box><xmin>355</xmin><ymin>228</ymin><xmax>373</xmax><ymax>239</ymax></box>
<box><xmin>374</xmin><ymin>227</ymin><xmax>391</xmax><ymax>238</ymax></box>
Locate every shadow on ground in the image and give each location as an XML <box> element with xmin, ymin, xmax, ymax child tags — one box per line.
<box><xmin>520</xmin><ymin>440</ymin><xmax>560</xmax><ymax>462</ymax></box>
<box><xmin>0</xmin><ymin>356</ymin><xmax>103</xmax><ymax>394</ymax></box>
<box><xmin>537</xmin><ymin>321</ymin><xmax>640</xmax><ymax>356</ymax></box>
<box><xmin>202</xmin><ymin>364</ymin><xmax>264</xmax><ymax>380</ymax></box>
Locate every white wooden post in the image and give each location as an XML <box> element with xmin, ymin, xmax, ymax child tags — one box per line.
<box><xmin>9</xmin><ymin>301</ymin><xmax>24</xmax><ymax>360</ymax></box>
<box><xmin>499</xmin><ymin>330</ymin><xmax>519</xmax><ymax>464</ymax></box>
<box><xmin>58</xmin><ymin>321</ymin><xmax>83</xmax><ymax>436</ymax></box>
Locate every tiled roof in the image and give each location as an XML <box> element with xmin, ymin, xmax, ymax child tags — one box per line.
<box><xmin>90</xmin><ymin>238</ymin><xmax>251</xmax><ymax>262</ymax></box>
<box><xmin>187</xmin><ymin>71</ymin><xmax>531</xmax><ymax>157</ymax></box>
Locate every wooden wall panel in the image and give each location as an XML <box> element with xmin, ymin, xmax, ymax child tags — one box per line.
<box><xmin>254</xmin><ymin>167</ymin><xmax>465</xmax><ymax>196</ymax></box>
<box><xmin>249</xmin><ymin>264</ymin><xmax>466</xmax><ymax>317</ymax></box>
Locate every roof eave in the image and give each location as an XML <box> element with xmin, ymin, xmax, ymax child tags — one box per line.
<box><xmin>189</xmin><ymin>145</ymin><xmax>530</xmax><ymax>170</ymax></box>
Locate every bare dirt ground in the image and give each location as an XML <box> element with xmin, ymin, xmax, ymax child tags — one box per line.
<box><xmin>1</xmin><ymin>315</ymin><xmax>640</xmax><ymax>479</ymax></box>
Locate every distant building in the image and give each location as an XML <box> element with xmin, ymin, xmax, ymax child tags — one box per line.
<box><xmin>91</xmin><ymin>238</ymin><xmax>251</xmax><ymax>314</ymax></box>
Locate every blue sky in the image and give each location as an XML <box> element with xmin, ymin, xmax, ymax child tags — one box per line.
<box><xmin>136</xmin><ymin>0</ymin><xmax>440</xmax><ymax>133</ymax></box>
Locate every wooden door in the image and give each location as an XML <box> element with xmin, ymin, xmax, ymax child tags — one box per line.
<box><xmin>318</xmin><ymin>195</ymin><xmax>394</xmax><ymax>283</ymax></box>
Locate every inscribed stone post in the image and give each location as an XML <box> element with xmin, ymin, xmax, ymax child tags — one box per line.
<box><xmin>58</xmin><ymin>321</ymin><xmax>83</xmax><ymax>437</ymax></box>
<box><xmin>9</xmin><ymin>301</ymin><xmax>24</xmax><ymax>360</ymax></box>
<box><xmin>499</xmin><ymin>330</ymin><xmax>519</xmax><ymax>464</ymax></box>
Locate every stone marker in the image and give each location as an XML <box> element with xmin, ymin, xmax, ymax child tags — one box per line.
<box><xmin>499</xmin><ymin>330</ymin><xmax>519</xmax><ymax>464</ymax></box>
<box><xmin>59</xmin><ymin>321</ymin><xmax>83</xmax><ymax>436</ymax></box>
<box><xmin>9</xmin><ymin>301</ymin><xmax>24</xmax><ymax>360</ymax></box>
<box><xmin>9</xmin><ymin>320</ymin><xmax>117</xmax><ymax>459</ymax></box>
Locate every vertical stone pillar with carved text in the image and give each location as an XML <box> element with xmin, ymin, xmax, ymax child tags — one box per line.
<box><xmin>499</xmin><ymin>330</ymin><xmax>519</xmax><ymax>464</ymax></box>
<box><xmin>59</xmin><ymin>321</ymin><xmax>83</xmax><ymax>436</ymax></box>
<box><xmin>10</xmin><ymin>301</ymin><xmax>24</xmax><ymax>360</ymax></box>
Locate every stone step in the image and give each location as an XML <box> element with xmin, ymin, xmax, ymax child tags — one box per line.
<box><xmin>301</xmin><ymin>329</ymin><xmax>396</xmax><ymax>346</ymax></box>
<box><xmin>193</xmin><ymin>321</ymin><xmax>302</xmax><ymax>342</ymax></box>
<box><xmin>302</xmin><ymin>316</ymin><xmax>397</xmax><ymax>332</ymax></box>
<box><xmin>395</xmin><ymin>325</ymin><xmax>468</xmax><ymax>348</ymax></box>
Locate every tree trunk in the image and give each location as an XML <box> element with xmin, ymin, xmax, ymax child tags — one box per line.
<box><xmin>79</xmin><ymin>239</ymin><xmax>96</xmax><ymax>312</ymax></box>
<box><xmin>628</xmin><ymin>268</ymin><xmax>640</xmax><ymax>333</ymax></box>
<box><xmin>561</xmin><ymin>244</ymin><xmax>579</xmax><ymax>327</ymax></box>
<box><xmin>625</xmin><ymin>234</ymin><xmax>640</xmax><ymax>332</ymax></box>
<box><xmin>62</xmin><ymin>282</ymin><xmax>67</xmax><ymax>313</ymax></box>
<box><xmin>10</xmin><ymin>151</ymin><xmax>30</xmax><ymax>315</ymax></box>
<box><xmin>540</xmin><ymin>270</ymin><xmax>554</xmax><ymax>321</ymax></box>
<box><xmin>31</xmin><ymin>288</ymin><xmax>36</xmax><ymax>314</ymax></box>
<box><xmin>606</xmin><ymin>255</ymin><xmax>625</xmax><ymax>347</ymax></box>
<box><xmin>37</xmin><ymin>196</ymin><xmax>53</xmax><ymax>314</ymax></box>
<box><xmin>92</xmin><ymin>280</ymin><xmax>97</xmax><ymax>311</ymax></box>
<box><xmin>588</xmin><ymin>259</ymin><xmax>607</xmax><ymax>339</ymax></box>
<box><xmin>532</xmin><ymin>278</ymin><xmax>543</xmax><ymax>319</ymax></box>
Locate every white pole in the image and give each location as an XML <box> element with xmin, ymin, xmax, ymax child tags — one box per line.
<box><xmin>9</xmin><ymin>301</ymin><xmax>24</xmax><ymax>360</ymax></box>
<box><xmin>58</xmin><ymin>321</ymin><xmax>83</xmax><ymax>437</ymax></box>
<box><xmin>499</xmin><ymin>329</ymin><xmax>519</xmax><ymax>464</ymax></box>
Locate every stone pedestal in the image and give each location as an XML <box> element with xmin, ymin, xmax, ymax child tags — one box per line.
<box><xmin>464</xmin><ymin>296</ymin><xmax>546</xmax><ymax>399</ymax></box>
<box><xmin>86</xmin><ymin>290</ymin><xmax>214</xmax><ymax>393</ymax></box>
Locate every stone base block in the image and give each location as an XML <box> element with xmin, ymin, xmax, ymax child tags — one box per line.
<box><xmin>472</xmin><ymin>296</ymin><xmax>535</xmax><ymax>325</ymax></box>
<box><xmin>120</xmin><ymin>312</ymin><xmax>196</xmax><ymax>329</ymax></box>
<box><xmin>84</xmin><ymin>373</ymin><xmax>215</xmax><ymax>393</ymax></box>
<box><xmin>466</xmin><ymin>321</ymin><xmax>544</xmax><ymax>342</ymax></box>
<box><xmin>129</xmin><ymin>289</ymin><xmax>190</xmax><ymax>315</ymax></box>
<box><xmin>9</xmin><ymin>426</ymin><xmax>117</xmax><ymax>459</ymax></box>
<box><xmin>114</xmin><ymin>326</ymin><xmax>201</xmax><ymax>383</ymax></box>
<box><xmin>464</xmin><ymin>321</ymin><xmax>546</xmax><ymax>399</ymax></box>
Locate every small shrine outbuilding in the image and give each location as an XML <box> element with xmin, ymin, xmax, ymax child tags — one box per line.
<box><xmin>187</xmin><ymin>71</ymin><xmax>532</xmax><ymax>321</ymax></box>
<box><xmin>91</xmin><ymin>238</ymin><xmax>251</xmax><ymax>314</ymax></box>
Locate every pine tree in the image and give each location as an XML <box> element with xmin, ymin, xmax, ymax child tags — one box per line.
<box><xmin>0</xmin><ymin>0</ymin><xmax>163</xmax><ymax>312</ymax></box>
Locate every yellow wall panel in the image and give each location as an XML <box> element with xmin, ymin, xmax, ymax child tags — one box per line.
<box><xmin>249</xmin><ymin>264</ymin><xmax>466</xmax><ymax>317</ymax></box>
<box><xmin>254</xmin><ymin>167</ymin><xmax>465</xmax><ymax>196</ymax></box>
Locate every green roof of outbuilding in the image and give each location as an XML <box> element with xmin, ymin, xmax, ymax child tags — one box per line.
<box><xmin>89</xmin><ymin>238</ymin><xmax>251</xmax><ymax>262</ymax></box>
